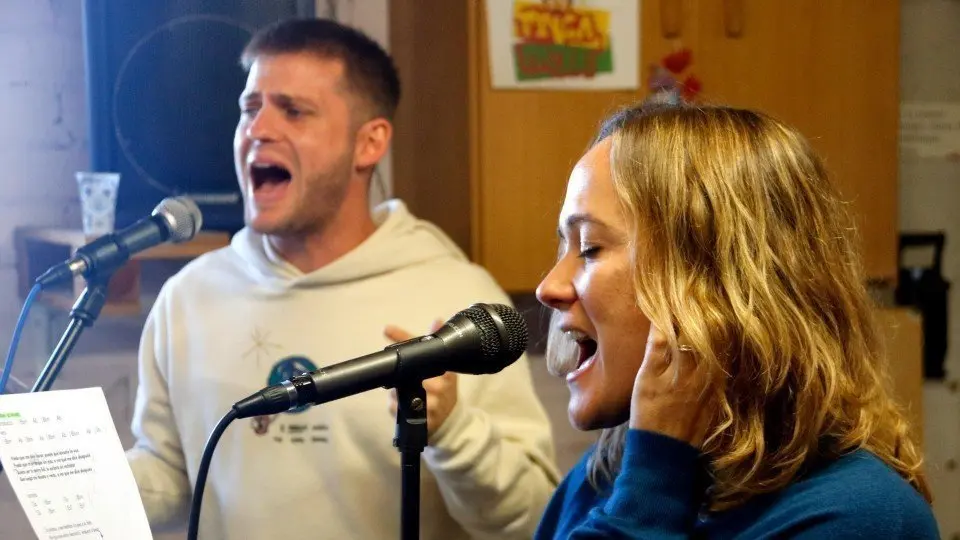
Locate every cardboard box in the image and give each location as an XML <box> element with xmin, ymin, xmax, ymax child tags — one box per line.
<box><xmin>875</xmin><ymin>307</ymin><xmax>925</xmax><ymax>444</ymax></box>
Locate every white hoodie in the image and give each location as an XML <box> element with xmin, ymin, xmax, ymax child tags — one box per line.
<box><xmin>126</xmin><ymin>200</ymin><xmax>560</xmax><ymax>540</ymax></box>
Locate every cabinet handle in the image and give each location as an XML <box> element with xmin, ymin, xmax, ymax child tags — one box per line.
<box><xmin>723</xmin><ymin>0</ymin><xmax>744</xmax><ymax>37</ymax></box>
<box><xmin>661</xmin><ymin>0</ymin><xmax>682</xmax><ymax>38</ymax></box>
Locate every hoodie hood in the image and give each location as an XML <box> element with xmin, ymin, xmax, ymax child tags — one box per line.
<box><xmin>230</xmin><ymin>199</ymin><xmax>468</xmax><ymax>288</ymax></box>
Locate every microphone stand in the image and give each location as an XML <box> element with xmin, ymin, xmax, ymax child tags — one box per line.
<box><xmin>31</xmin><ymin>271</ymin><xmax>113</xmax><ymax>393</ymax></box>
<box><xmin>394</xmin><ymin>380</ymin><xmax>427</xmax><ymax>540</ymax></box>
<box><xmin>0</xmin><ymin>271</ymin><xmax>114</xmax><ymax>476</ymax></box>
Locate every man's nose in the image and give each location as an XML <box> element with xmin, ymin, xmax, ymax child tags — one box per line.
<box><xmin>245</xmin><ymin>108</ymin><xmax>280</xmax><ymax>142</ymax></box>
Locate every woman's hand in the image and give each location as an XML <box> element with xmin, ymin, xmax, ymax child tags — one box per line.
<box><xmin>629</xmin><ymin>325</ymin><xmax>713</xmax><ymax>447</ymax></box>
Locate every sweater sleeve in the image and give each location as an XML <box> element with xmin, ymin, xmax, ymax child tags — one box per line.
<box><xmin>421</xmin><ymin>352</ymin><xmax>562</xmax><ymax>540</ymax></box>
<box><xmin>125</xmin><ymin>292</ymin><xmax>191</xmax><ymax>529</ymax></box>
<box><xmin>568</xmin><ymin>429</ymin><xmax>704</xmax><ymax>539</ymax></box>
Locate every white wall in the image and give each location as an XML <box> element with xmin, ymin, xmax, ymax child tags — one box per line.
<box><xmin>901</xmin><ymin>1</ymin><xmax>960</xmax><ymax>537</ymax></box>
<box><xmin>0</xmin><ymin>1</ymin><xmax>86</xmax><ymax>368</ymax></box>
<box><xmin>0</xmin><ymin>4</ymin><xmax>90</xmax><ymax>537</ymax></box>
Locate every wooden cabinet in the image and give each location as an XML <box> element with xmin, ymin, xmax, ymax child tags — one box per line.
<box><xmin>390</xmin><ymin>0</ymin><xmax>899</xmax><ymax>293</ymax></box>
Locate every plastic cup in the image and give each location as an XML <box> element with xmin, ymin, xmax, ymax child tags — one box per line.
<box><xmin>75</xmin><ymin>172</ymin><xmax>120</xmax><ymax>236</ymax></box>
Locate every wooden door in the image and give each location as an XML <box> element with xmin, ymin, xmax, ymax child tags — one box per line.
<box><xmin>472</xmin><ymin>0</ymin><xmax>680</xmax><ymax>292</ymax></box>
<box><xmin>692</xmin><ymin>0</ymin><xmax>900</xmax><ymax>281</ymax></box>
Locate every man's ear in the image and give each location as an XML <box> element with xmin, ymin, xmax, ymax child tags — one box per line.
<box><xmin>354</xmin><ymin>117</ymin><xmax>392</xmax><ymax>170</ymax></box>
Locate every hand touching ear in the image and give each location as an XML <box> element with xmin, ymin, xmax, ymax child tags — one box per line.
<box><xmin>629</xmin><ymin>325</ymin><xmax>713</xmax><ymax>447</ymax></box>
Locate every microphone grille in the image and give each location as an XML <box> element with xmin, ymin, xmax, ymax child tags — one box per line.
<box><xmin>461</xmin><ymin>303</ymin><xmax>529</xmax><ymax>362</ymax></box>
<box><xmin>153</xmin><ymin>197</ymin><xmax>203</xmax><ymax>243</ymax></box>
<box><xmin>488</xmin><ymin>303</ymin><xmax>529</xmax><ymax>358</ymax></box>
<box><xmin>461</xmin><ymin>305</ymin><xmax>500</xmax><ymax>359</ymax></box>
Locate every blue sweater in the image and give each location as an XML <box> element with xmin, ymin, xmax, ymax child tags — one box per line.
<box><xmin>536</xmin><ymin>430</ymin><xmax>940</xmax><ymax>539</ymax></box>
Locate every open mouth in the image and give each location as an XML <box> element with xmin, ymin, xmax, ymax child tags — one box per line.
<box><xmin>575</xmin><ymin>337</ymin><xmax>598</xmax><ymax>369</ymax></box>
<box><xmin>560</xmin><ymin>328</ymin><xmax>598</xmax><ymax>381</ymax></box>
<box><xmin>250</xmin><ymin>163</ymin><xmax>292</xmax><ymax>190</ymax></box>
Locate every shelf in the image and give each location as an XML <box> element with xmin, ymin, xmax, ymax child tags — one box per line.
<box><xmin>14</xmin><ymin>228</ymin><xmax>231</xmax><ymax>315</ymax></box>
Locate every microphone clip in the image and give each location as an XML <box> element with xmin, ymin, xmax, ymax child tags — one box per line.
<box><xmin>393</xmin><ymin>380</ymin><xmax>428</xmax><ymax>453</ymax></box>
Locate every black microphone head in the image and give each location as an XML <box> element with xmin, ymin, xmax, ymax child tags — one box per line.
<box><xmin>455</xmin><ymin>303</ymin><xmax>529</xmax><ymax>373</ymax></box>
<box><xmin>152</xmin><ymin>197</ymin><xmax>203</xmax><ymax>243</ymax></box>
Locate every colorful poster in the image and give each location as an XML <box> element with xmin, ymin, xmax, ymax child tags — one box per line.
<box><xmin>485</xmin><ymin>0</ymin><xmax>640</xmax><ymax>90</ymax></box>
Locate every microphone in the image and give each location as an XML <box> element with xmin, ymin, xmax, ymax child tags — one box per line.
<box><xmin>35</xmin><ymin>196</ymin><xmax>203</xmax><ymax>287</ymax></box>
<box><xmin>233</xmin><ymin>303</ymin><xmax>529</xmax><ymax>419</ymax></box>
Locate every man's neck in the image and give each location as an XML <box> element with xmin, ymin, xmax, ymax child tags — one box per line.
<box><xmin>269</xmin><ymin>205</ymin><xmax>377</xmax><ymax>274</ymax></box>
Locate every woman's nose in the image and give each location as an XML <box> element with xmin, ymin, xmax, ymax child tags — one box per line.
<box><xmin>536</xmin><ymin>259</ymin><xmax>576</xmax><ymax>311</ymax></box>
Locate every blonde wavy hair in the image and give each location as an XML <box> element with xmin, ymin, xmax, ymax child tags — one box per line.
<box><xmin>547</xmin><ymin>102</ymin><xmax>931</xmax><ymax>511</ymax></box>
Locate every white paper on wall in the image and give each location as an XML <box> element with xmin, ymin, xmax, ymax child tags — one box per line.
<box><xmin>900</xmin><ymin>101</ymin><xmax>960</xmax><ymax>161</ymax></box>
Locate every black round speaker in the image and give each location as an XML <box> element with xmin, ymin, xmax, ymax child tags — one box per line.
<box><xmin>83</xmin><ymin>0</ymin><xmax>315</xmax><ymax>232</ymax></box>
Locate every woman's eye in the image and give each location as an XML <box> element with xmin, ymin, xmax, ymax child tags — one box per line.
<box><xmin>579</xmin><ymin>246</ymin><xmax>600</xmax><ymax>259</ymax></box>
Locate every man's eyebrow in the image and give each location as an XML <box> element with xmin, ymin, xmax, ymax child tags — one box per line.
<box><xmin>272</xmin><ymin>93</ymin><xmax>313</xmax><ymax>108</ymax></box>
<box><xmin>239</xmin><ymin>92</ymin><xmax>316</xmax><ymax>108</ymax></box>
<box><xmin>238</xmin><ymin>91</ymin><xmax>259</xmax><ymax>105</ymax></box>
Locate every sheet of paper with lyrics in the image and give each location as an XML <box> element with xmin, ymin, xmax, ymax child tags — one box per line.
<box><xmin>0</xmin><ymin>387</ymin><xmax>152</xmax><ymax>539</ymax></box>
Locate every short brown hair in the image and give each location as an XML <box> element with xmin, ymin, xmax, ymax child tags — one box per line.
<box><xmin>241</xmin><ymin>18</ymin><xmax>401</xmax><ymax>120</ymax></box>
